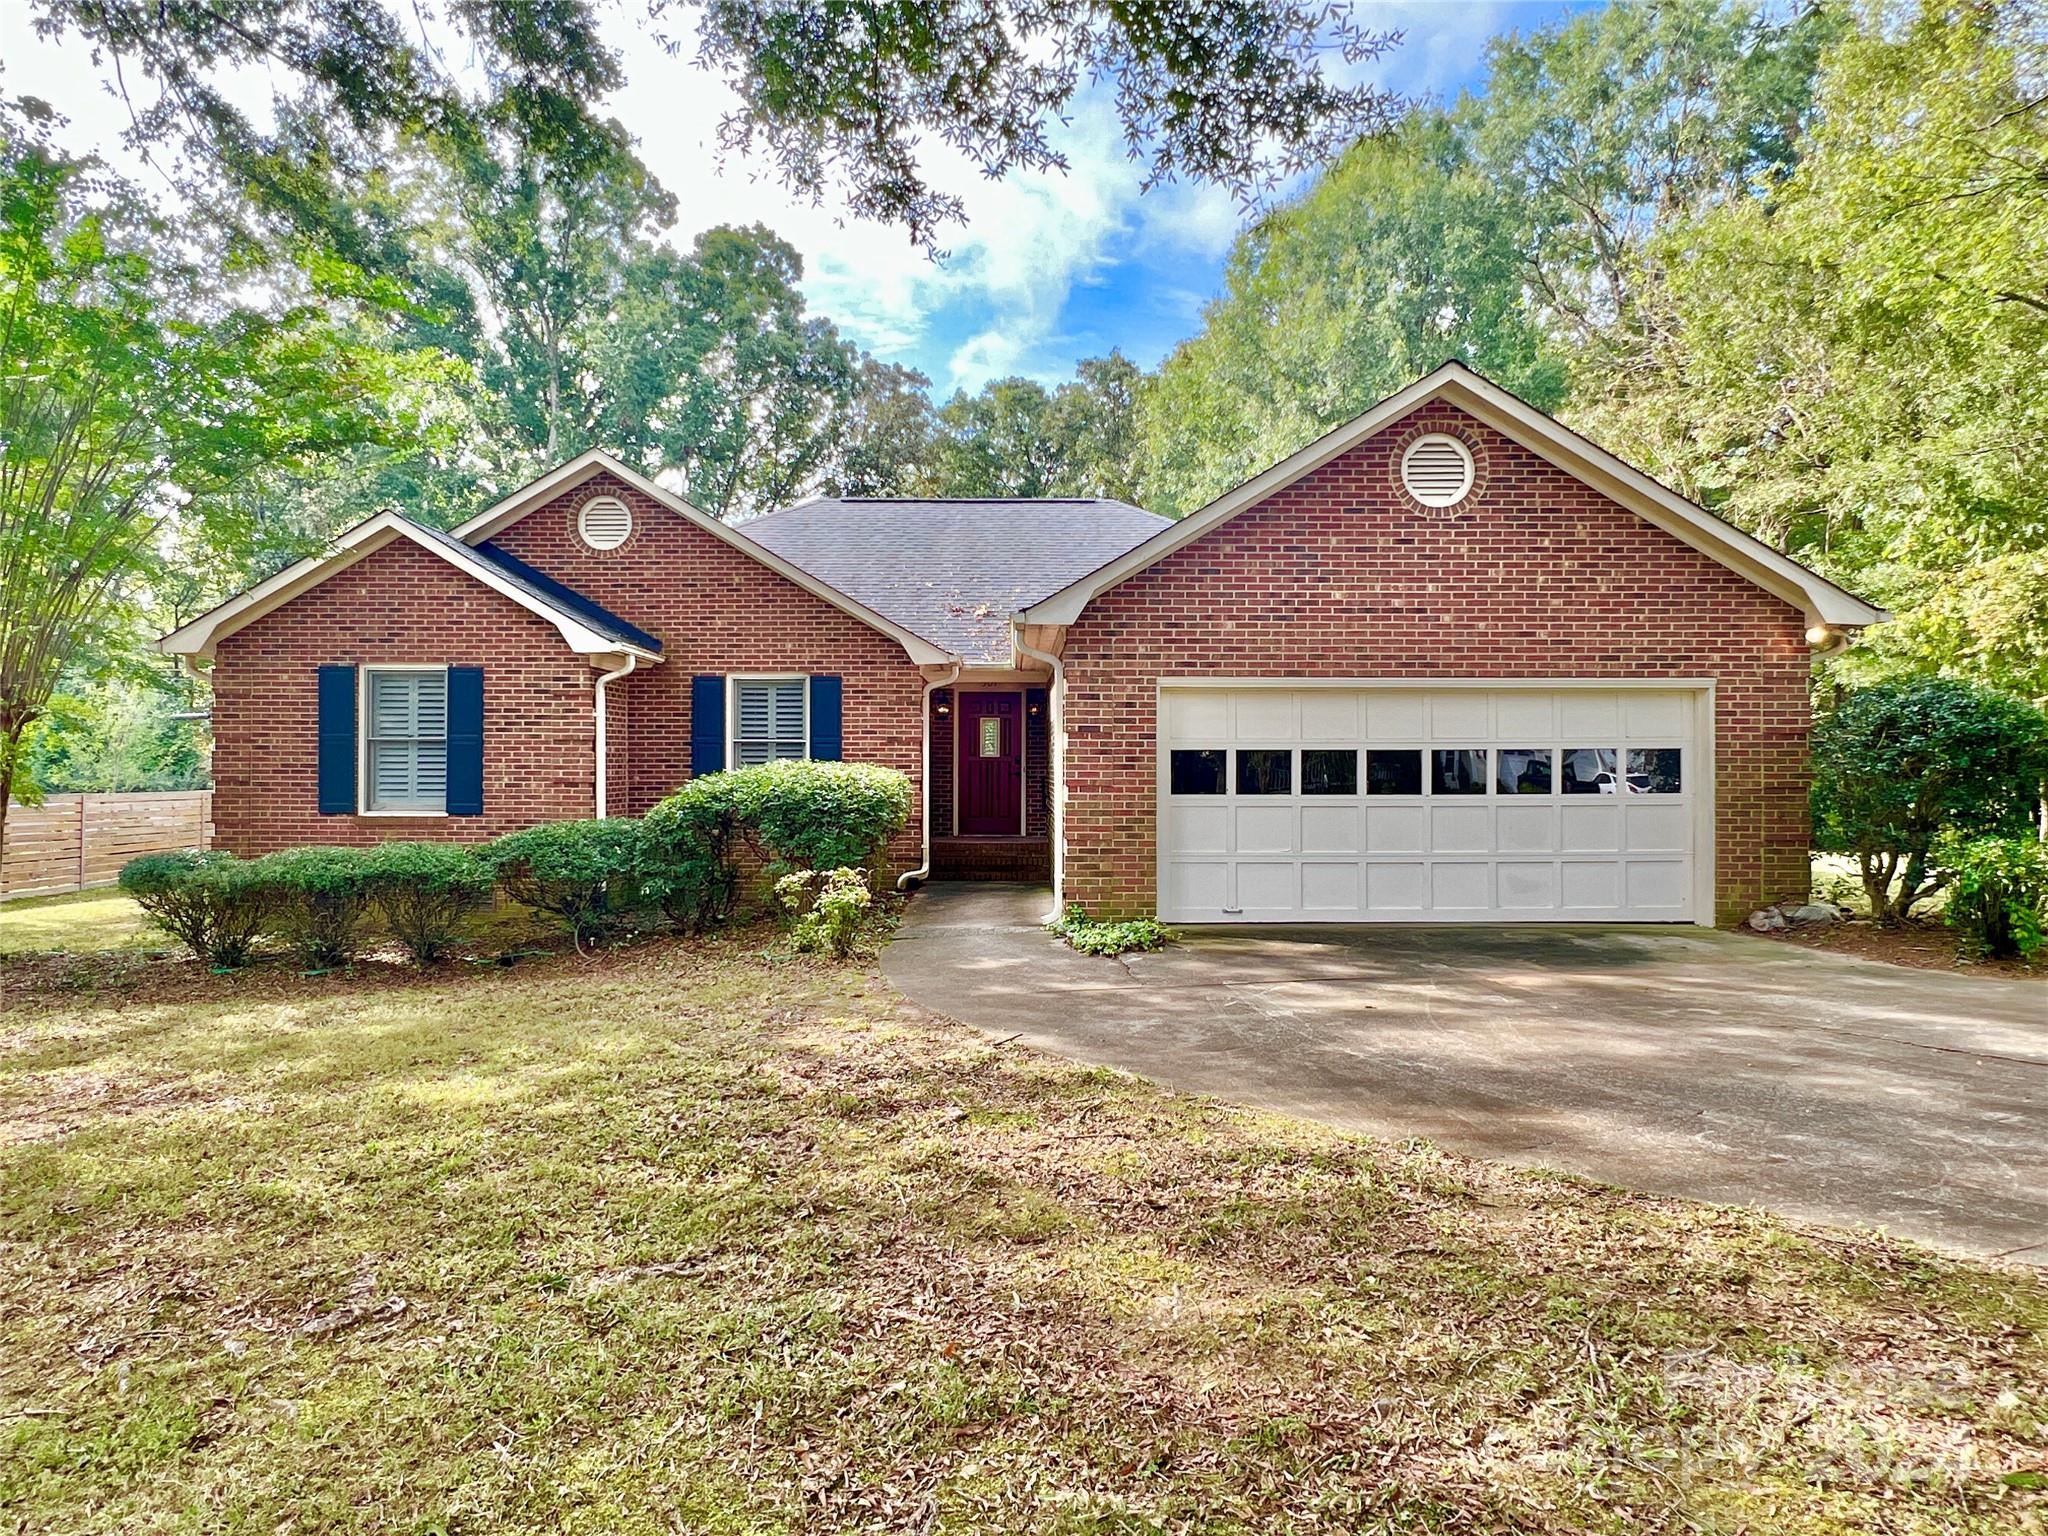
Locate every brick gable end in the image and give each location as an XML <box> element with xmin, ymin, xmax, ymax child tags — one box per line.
<box><xmin>1058</xmin><ymin>403</ymin><xmax>1811</xmax><ymax>925</ymax></box>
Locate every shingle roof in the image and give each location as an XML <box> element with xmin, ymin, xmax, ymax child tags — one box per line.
<box><xmin>410</xmin><ymin>521</ymin><xmax>662</xmax><ymax>653</ymax></box>
<box><xmin>742</xmin><ymin>498</ymin><xmax>1172</xmax><ymax>662</ymax></box>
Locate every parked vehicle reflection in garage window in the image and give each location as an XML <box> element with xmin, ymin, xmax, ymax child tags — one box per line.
<box><xmin>1562</xmin><ymin>747</ymin><xmax>1619</xmax><ymax>794</ymax></box>
<box><xmin>1628</xmin><ymin>747</ymin><xmax>1682</xmax><ymax>793</ymax></box>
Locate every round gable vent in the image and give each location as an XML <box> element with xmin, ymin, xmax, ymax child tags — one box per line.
<box><xmin>578</xmin><ymin>495</ymin><xmax>632</xmax><ymax>550</ymax></box>
<box><xmin>1400</xmin><ymin>434</ymin><xmax>1475</xmax><ymax>508</ymax></box>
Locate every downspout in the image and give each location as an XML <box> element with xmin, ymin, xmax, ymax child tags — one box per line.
<box><xmin>1010</xmin><ymin>625</ymin><xmax>1064</xmax><ymax>925</ymax></box>
<box><xmin>897</xmin><ymin>659</ymin><xmax>963</xmax><ymax>891</ymax></box>
<box><xmin>593</xmin><ymin>655</ymin><xmax>638</xmax><ymax>817</ymax></box>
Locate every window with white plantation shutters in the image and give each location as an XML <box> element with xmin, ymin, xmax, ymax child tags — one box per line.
<box><xmin>731</xmin><ymin>677</ymin><xmax>808</xmax><ymax>765</ymax></box>
<box><xmin>365</xmin><ymin>669</ymin><xmax>448</xmax><ymax>811</ymax></box>
<box><xmin>1400</xmin><ymin>434</ymin><xmax>1475</xmax><ymax>507</ymax></box>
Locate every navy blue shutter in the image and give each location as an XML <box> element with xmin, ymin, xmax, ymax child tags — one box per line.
<box><xmin>446</xmin><ymin>666</ymin><xmax>484</xmax><ymax>815</ymax></box>
<box><xmin>316</xmin><ymin>666</ymin><xmax>356</xmax><ymax>814</ymax></box>
<box><xmin>809</xmin><ymin>676</ymin><xmax>843</xmax><ymax>761</ymax></box>
<box><xmin>691</xmin><ymin>675</ymin><xmax>726</xmax><ymax>777</ymax></box>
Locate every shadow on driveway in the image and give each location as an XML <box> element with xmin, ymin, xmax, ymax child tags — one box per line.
<box><xmin>882</xmin><ymin>883</ymin><xmax>2048</xmax><ymax>1261</ymax></box>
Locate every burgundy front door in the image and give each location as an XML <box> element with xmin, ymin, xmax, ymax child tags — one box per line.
<box><xmin>957</xmin><ymin>692</ymin><xmax>1023</xmax><ymax>835</ymax></box>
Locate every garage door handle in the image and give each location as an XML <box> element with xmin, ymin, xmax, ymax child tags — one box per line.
<box><xmin>1221</xmin><ymin>906</ymin><xmax>1242</xmax><ymax>914</ymax></box>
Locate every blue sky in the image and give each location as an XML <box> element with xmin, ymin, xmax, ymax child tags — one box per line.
<box><xmin>5</xmin><ymin>1</ymin><xmax>1604</xmax><ymax>392</ymax></box>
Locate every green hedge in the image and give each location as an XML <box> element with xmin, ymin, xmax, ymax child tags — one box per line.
<box><xmin>650</xmin><ymin>760</ymin><xmax>912</xmax><ymax>885</ymax></box>
<box><xmin>481</xmin><ymin>819</ymin><xmax>646</xmax><ymax>943</ymax></box>
<box><xmin>116</xmin><ymin>763</ymin><xmax>913</xmax><ymax>971</ymax></box>
<box><xmin>119</xmin><ymin>850</ymin><xmax>273</xmax><ymax>968</ymax></box>
<box><xmin>1941</xmin><ymin>834</ymin><xmax>2048</xmax><ymax>960</ymax></box>
<box><xmin>361</xmin><ymin>842</ymin><xmax>493</xmax><ymax>965</ymax></box>
<box><xmin>250</xmin><ymin>846</ymin><xmax>374</xmax><ymax>967</ymax></box>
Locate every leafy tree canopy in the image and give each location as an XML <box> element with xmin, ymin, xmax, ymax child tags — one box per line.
<box><xmin>30</xmin><ymin>0</ymin><xmax>1404</xmax><ymax>251</ymax></box>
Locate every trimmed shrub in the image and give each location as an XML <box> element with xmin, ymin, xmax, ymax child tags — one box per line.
<box><xmin>482</xmin><ymin>819</ymin><xmax>645</xmax><ymax>944</ymax></box>
<box><xmin>728</xmin><ymin>760</ymin><xmax>913</xmax><ymax>871</ymax></box>
<box><xmin>118</xmin><ymin>850</ymin><xmax>273</xmax><ymax>967</ymax></box>
<box><xmin>637</xmin><ymin>794</ymin><xmax>739</xmax><ymax>933</ymax></box>
<box><xmin>1813</xmin><ymin>680</ymin><xmax>2048</xmax><ymax>924</ymax></box>
<box><xmin>252</xmin><ymin>846</ymin><xmax>374</xmax><ymax>967</ymax></box>
<box><xmin>775</xmin><ymin>866</ymin><xmax>873</xmax><ymax>957</ymax></box>
<box><xmin>360</xmin><ymin>842</ymin><xmax>493</xmax><ymax>966</ymax></box>
<box><xmin>647</xmin><ymin>761</ymin><xmax>913</xmax><ymax>923</ymax></box>
<box><xmin>1940</xmin><ymin>835</ymin><xmax>2048</xmax><ymax>960</ymax></box>
<box><xmin>1047</xmin><ymin>905</ymin><xmax>1173</xmax><ymax>957</ymax></box>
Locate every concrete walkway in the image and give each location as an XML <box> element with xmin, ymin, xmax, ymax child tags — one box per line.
<box><xmin>882</xmin><ymin>883</ymin><xmax>2048</xmax><ymax>1261</ymax></box>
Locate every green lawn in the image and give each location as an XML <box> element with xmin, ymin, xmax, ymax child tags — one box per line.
<box><xmin>1</xmin><ymin>934</ymin><xmax>2043</xmax><ymax>1533</ymax></box>
<box><xmin>0</xmin><ymin>889</ymin><xmax>159</xmax><ymax>954</ymax></box>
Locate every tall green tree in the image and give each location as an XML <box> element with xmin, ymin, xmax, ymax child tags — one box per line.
<box><xmin>1571</xmin><ymin>0</ymin><xmax>2048</xmax><ymax>697</ymax></box>
<box><xmin>1143</xmin><ymin>112</ymin><xmax>1568</xmax><ymax>513</ymax></box>
<box><xmin>931</xmin><ymin>378</ymin><xmax>1062</xmax><ymax>497</ymax></box>
<box><xmin>1465</xmin><ymin>0</ymin><xmax>1837</xmax><ymax>373</ymax></box>
<box><xmin>0</xmin><ymin>117</ymin><xmax>404</xmax><ymax>843</ymax></box>
<box><xmin>822</xmin><ymin>361</ymin><xmax>942</xmax><ymax>498</ymax></box>
<box><xmin>1045</xmin><ymin>351</ymin><xmax>1145</xmax><ymax>501</ymax></box>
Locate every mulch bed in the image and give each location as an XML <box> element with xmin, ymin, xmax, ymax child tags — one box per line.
<box><xmin>1759</xmin><ymin>916</ymin><xmax>2044</xmax><ymax>980</ymax></box>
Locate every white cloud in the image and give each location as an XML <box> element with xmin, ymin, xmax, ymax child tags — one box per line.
<box><xmin>5</xmin><ymin>1</ymin><xmax>1561</xmax><ymax>388</ymax></box>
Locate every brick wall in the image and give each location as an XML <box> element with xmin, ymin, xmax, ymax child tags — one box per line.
<box><xmin>486</xmin><ymin>474</ymin><xmax>929</xmax><ymax>870</ymax></box>
<box><xmin>212</xmin><ymin>539</ymin><xmax>598</xmax><ymax>853</ymax></box>
<box><xmin>1058</xmin><ymin>402</ymin><xmax>1813</xmax><ymax>925</ymax></box>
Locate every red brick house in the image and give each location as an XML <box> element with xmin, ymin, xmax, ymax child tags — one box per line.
<box><xmin>161</xmin><ymin>363</ymin><xmax>1884</xmax><ymax>926</ymax></box>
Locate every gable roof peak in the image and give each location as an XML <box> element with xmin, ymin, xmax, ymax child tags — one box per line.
<box><xmin>1018</xmin><ymin>363</ymin><xmax>1886</xmax><ymax>630</ymax></box>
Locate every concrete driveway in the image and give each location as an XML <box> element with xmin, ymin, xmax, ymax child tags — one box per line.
<box><xmin>883</xmin><ymin>883</ymin><xmax>2048</xmax><ymax>1261</ymax></box>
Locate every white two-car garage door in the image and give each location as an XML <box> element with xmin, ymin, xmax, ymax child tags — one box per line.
<box><xmin>1158</xmin><ymin>685</ymin><xmax>1709</xmax><ymax>924</ymax></box>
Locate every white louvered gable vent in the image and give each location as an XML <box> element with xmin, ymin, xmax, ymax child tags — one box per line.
<box><xmin>1400</xmin><ymin>434</ymin><xmax>1475</xmax><ymax>508</ymax></box>
<box><xmin>578</xmin><ymin>495</ymin><xmax>633</xmax><ymax>550</ymax></box>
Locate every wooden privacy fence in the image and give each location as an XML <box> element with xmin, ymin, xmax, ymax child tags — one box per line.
<box><xmin>2</xmin><ymin>791</ymin><xmax>213</xmax><ymax>901</ymax></box>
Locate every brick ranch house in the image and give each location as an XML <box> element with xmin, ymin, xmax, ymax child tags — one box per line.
<box><xmin>160</xmin><ymin>363</ymin><xmax>1886</xmax><ymax>927</ymax></box>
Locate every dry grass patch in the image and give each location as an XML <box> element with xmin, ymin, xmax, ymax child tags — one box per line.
<box><xmin>0</xmin><ymin>937</ymin><xmax>2043</xmax><ymax>1534</ymax></box>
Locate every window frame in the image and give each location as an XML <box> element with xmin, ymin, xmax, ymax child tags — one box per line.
<box><xmin>358</xmin><ymin>663</ymin><xmax>451</xmax><ymax>818</ymax></box>
<box><xmin>727</xmin><ymin>673</ymin><xmax>811</xmax><ymax>767</ymax></box>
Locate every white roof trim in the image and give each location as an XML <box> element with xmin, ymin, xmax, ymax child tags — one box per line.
<box><xmin>156</xmin><ymin>511</ymin><xmax>664</xmax><ymax>664</ymax></box>
<box><xmin>452</xmin><ymin>448</ymin><xmax>954</xmax><ymax>664</ymax></box>
<box><xmin>1021</xmin><ymin>361</ymin><xmax>1887</xmax><ymax>630</ymax></box>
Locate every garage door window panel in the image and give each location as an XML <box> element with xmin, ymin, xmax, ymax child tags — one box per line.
<box><xmin>1432</xmin><ymin>749</ymin><xmax>1487</xmax><ymax>795</ymax></box>
<box><xmin>1562</xmin><ymin>747</ymin><xmax>1619</xmax><ymax>794</ymax></box>
<box><xmin>1496</xmin><ymin>749</ymin><xmax>1554</xmax><ymax>795</ymax></box>
<box><xmin>1367</xmin><ymin>750</ymin><xmax>1422</xmax><ymax>796</ymax></box>
<box><xmin>1303</xmin><ymin>749</ymin><xmax>1358</xmax><ymax>796</ymax></box>
<box><xmin>1170</xmin><ymin>749</ymin><xmax>1226</xmax><ymax>795</ymax></box>
<box><xmin>1627</xmin><ymin>748</ymin><xmax>1682</xmax><ymax>794</ymax></box>
<box><xmin>1236</xmin><ymin>749</ymin><xmax>1292</xmax><ymax>795</ymax></box>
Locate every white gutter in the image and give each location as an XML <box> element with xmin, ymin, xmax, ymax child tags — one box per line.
<box><xmin>593</xmin><ymin>655</ymin><xmax>638</xmax><ymax>817</ymax></box>
<box><xmin>1010</xmin><ymin>626</ymin><xmax>1064</xmax><ymax>924</ymax></box>
<box><xmin>896</xmin><ymin>660</ymin><xmax>963</xmax><ymax>890</ymax></box>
